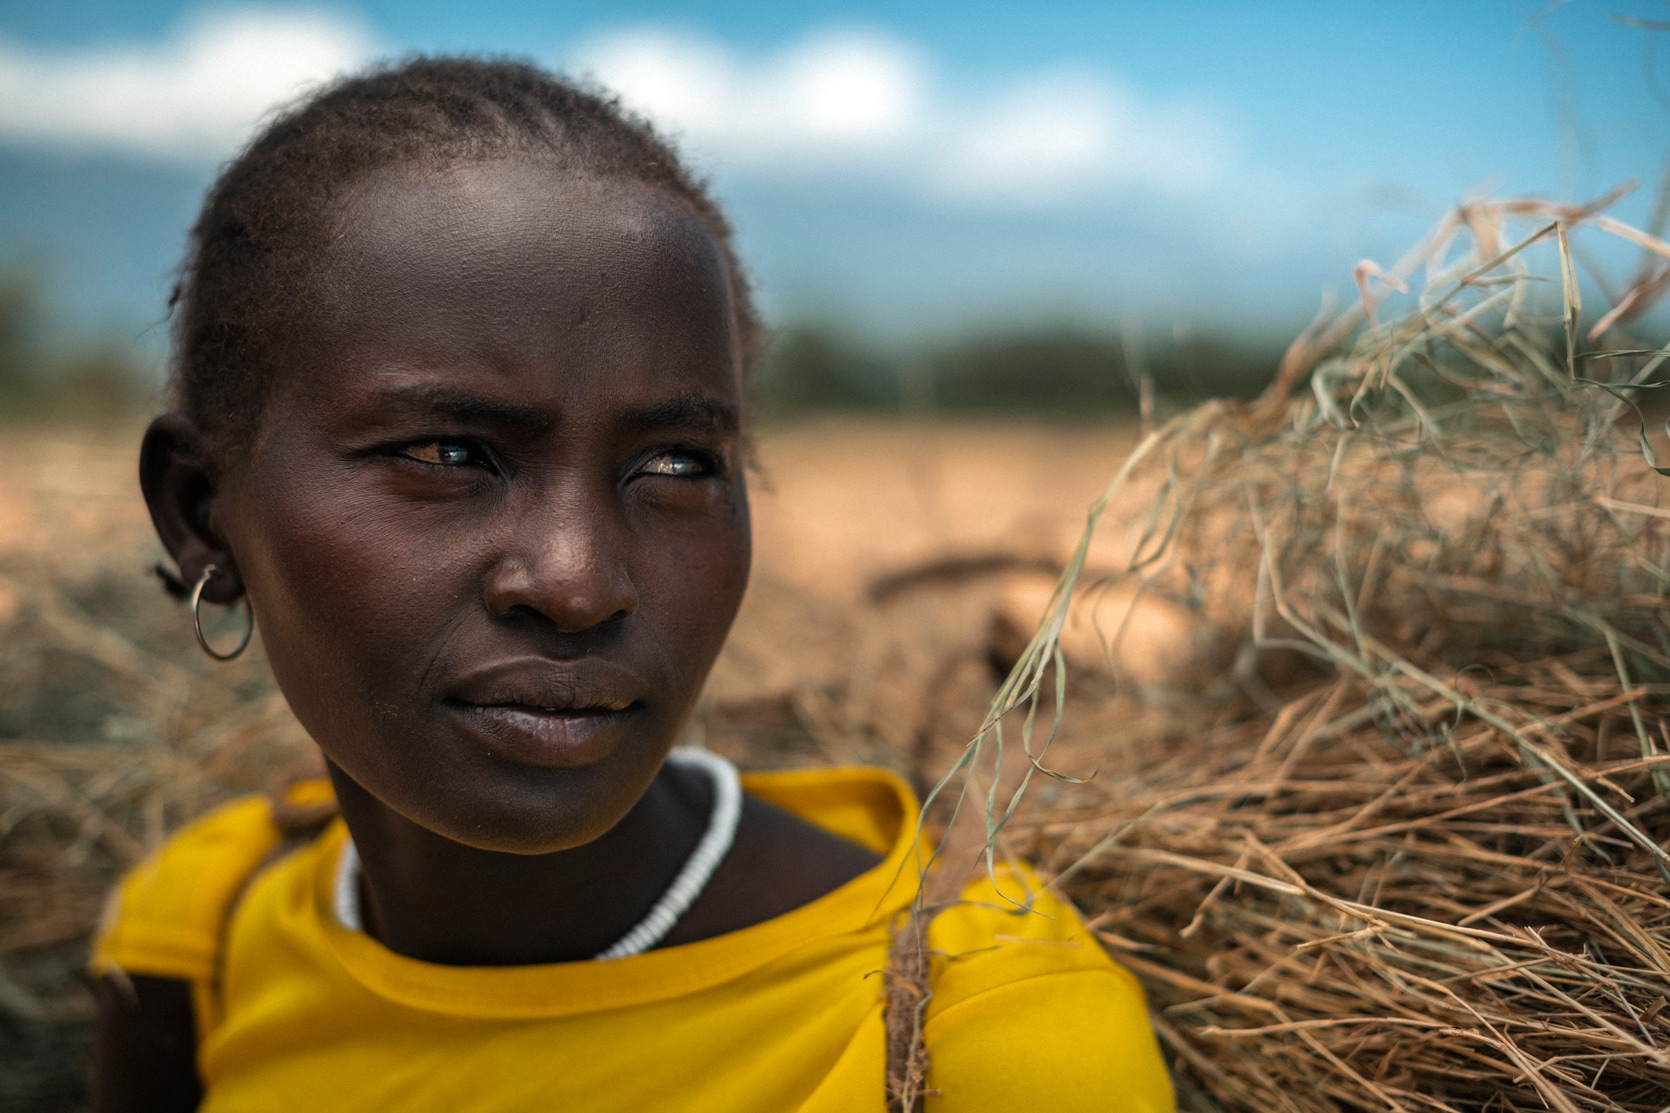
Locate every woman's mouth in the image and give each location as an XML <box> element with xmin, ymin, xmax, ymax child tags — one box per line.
<box><xmin>442</xmin><ymin>658</ymin><xmax>648</xmax><ymax>768</ymax></box>
<box><xmin>445</xmin><ymin>700</ymin><xmax>640</xmax><ymax>769</ymax></box>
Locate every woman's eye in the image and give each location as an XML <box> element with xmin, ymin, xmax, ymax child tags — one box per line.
<box><xmin>401</xmin><ymin>441</ymin><xmax>478</xmax><ymax>467</ymax></box>
<box><xmin>641</xmin><ymin>451</ymin><xmax>716</xmax><ymax>479</ymax></box>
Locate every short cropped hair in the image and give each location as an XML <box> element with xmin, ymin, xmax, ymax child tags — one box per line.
<box><xmin>170</xmin><ymin>56</ymin><xmax>766</xmax><ymax>454</ymax></box>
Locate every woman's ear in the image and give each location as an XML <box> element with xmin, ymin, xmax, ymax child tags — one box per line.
<box><xmin>139</xmin><ymin>413</ymin><xmax>244</xmax><ymax>604</ymax></box>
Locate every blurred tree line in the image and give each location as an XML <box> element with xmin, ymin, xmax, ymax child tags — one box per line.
<box><xmin>1</xmin><ymin>259</ymin><xmax>1288</xmax><ymax>425</ymax></box>
<box><xmin>751</xmin><ymin>321</ymin><xmax>1282</xmax><ymax>421</ymax></box>
<box><xmin>0</xmin><ymin>267</ymin><xmax>154</xmax><ymax>422</ymax></box>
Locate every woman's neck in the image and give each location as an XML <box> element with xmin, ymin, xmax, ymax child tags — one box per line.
<box><xmin>326</xmin><ymin>758</ymin><xmax>712</xmax><ymax>966</ymax></box>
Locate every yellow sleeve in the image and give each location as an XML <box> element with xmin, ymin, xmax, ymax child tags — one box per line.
<box><xmin>90</xmin><ymin>793</ymin><xmax>285</xmax><ymax>985</ymax></box>
<box><xmin>920</xmin><ymin>868</ymin><xmax>1175</xmax><ymax>1112</ymax></box>
<box><xmin>923</xmin><ymin>969</ymin><xmax>1173</xmax><ymax>1112</ymax></box>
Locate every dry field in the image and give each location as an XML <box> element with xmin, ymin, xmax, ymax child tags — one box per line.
<box><xmin>0</xmin><ymin>415</ymin><xmax>1146</xmax><ymax>1109</ymax></box>
<box><xmin>0</xmin><ymin>416</ymin><xmax>1147</xmax><ymax>765</ymax></box>
<box><xmin>6</xmin><ymin>192</ymin><xmax>1670</xmax><ymax>1113</ymax></box>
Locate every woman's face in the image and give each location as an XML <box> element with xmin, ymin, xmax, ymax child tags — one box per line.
<box><xmin>213</xmin><ymin>159</ymin><xmax>751</xmax><ymax>853</ymax></box>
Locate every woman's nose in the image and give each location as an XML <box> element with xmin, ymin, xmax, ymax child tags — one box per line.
<box><xmin>481</xmin><ymin>501</ymin><xmax>639</xmax><ymax>634</ymax></box>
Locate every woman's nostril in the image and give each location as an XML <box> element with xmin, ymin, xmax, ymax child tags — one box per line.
<box><xmin>483</xmin><ymin>554</ymin><xmax>638</xmax><ymax>633</ymax></box>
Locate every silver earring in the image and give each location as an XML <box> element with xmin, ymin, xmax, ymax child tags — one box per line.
<box><xmin>190</xmin><ymin>563</ymin><xmax>253</xmax><ymax>661</ymax></box>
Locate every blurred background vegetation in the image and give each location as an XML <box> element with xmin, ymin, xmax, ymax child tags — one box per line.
<box><xmin>0</xmin><ymin>258</ymin><xmax>1285</xmax><ymax>425</ymax></box>
<box><xmin>0</xmin><ymin>267</ymin><xmax>154</xmax><ymax>423</ymax></box>
<box><xmin>753</xmin><ymin>320</ymin><xmax>1282</xmax><ymax>418</ymax></box>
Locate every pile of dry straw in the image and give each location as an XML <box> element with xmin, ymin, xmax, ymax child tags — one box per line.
<box><xmin>951</xmin><ymin>191</ymin><xmax>1670</xmax><ymax>1110</ymax></box>
<box><xmin>5</xmin><ymin>190</ymin><xmax>1670</xmax><ymax>1112</ymax></box>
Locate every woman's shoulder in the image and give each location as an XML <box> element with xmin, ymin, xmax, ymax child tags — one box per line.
<box><xmin>737</xmin><ymin>763</ymin><xmax>915</xmax><ymax>857</ymax></box>
<box><xmin>918</xmin><ymin>868</ymin><xmax>1174</xmax><ymax>1112</ymax></box>
<box><xmin>90</xmin><ymin>782</ymin><xmax>333</xmax><ymax>985</ymax></box>
<box><xmin>929</xmin><ymin>865</ymin><xmax>1135</xmax><ymax>995</ymax></box>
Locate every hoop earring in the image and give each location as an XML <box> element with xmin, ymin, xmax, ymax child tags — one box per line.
<box><xmin>190</xmin><ymin>563</ymin><xmax>253</xmax><ymax>661</ymax></box>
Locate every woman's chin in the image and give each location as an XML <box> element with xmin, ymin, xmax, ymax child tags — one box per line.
<box><xmin>412</xmin><ymin>797</ymin><xmax>635</xmax><ymax>856</ymax></box>
<box><xmin>326</xmin><ymin>752</ymin><xmax>654</xmax><ymax>857</ymax></box>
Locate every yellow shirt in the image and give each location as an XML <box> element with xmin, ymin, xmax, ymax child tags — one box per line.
<box><xmin>93</xmin><ymin>766</ymin><xmax>1172</xmax><ymax>1112</ymax></box>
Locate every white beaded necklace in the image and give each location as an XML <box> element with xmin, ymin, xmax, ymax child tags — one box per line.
<box><xmin>332</xmin><ymin>748</ymin><xmax>743</xmax><ymax>961</ymax></box>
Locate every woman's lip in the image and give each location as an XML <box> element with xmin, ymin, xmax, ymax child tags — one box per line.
<box><xmin>445</xmin><ymin>658</ymin><xmax>645</xmax><ymax>715</ymax></box>
<box><xmin>467</xmin><ymin>698</ymin><xmax>635</xmax><ymax>713</ymax></box>
<box><xmin>444</xmin><ymin>701</ymin><xmax>638</xmax><ymax>769</ymax></box>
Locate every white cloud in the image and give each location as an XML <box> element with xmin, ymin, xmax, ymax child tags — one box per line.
<box><xmin>932</xmin><ymin>70</ymin><xmax>1224</xmax><ymax>205</ymax></box>
<box><xmin>575</xmin><ymin>26</ymin><xmax>1228</xmax><ymax>207</ymax></box>
<box><xmin>577</xmin><ymin>27</ymin><xmax>929</xmax><ymax>170</ymax></box>
<box><xmin>0</xmin><ymin>12</ymin><xmax>1227</xmax><ymax>208</ymax></box>
<box><xmin>0</xmin><ymin>7</ymin><xmax>374</xmax><ymax>163</ymax></box>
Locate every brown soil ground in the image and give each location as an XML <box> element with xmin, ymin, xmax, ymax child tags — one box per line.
<box><xmin>0</xmin><ymin>416</ymin><xmax>1143</xmax><ymax>1109</ymax></box>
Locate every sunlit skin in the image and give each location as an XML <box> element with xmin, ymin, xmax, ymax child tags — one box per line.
<box><xmin>109</xmin><ymin>157</ymin><xmax>877</xmax><ymax>1112</ymax></box>
<box><xmin>242</xmin><ymin>163</ymin><xmax>752</xmax><ymax>856</ymax></box>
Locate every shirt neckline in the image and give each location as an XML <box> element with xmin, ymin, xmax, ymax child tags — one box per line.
<box><xmin>306</xmin><ymin>765</ymin><xmax>922</xmax><ymax>1018</ymax></box>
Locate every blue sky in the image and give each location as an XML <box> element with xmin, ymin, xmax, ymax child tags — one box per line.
<box><xmin>0</xmin><ymin>0</ymin><xmax>1665</xmax><ymax>354</ymax></box>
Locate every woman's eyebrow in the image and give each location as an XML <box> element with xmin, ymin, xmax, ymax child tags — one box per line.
<box><xmin>370</xmin><ymin>383</ymin><xmax>549</xmax><ymax>428</ymax></box>
<box><xmin>621</xmin><ymin>393</ymin><xmax>740</xmax><ymax>436</ymax></box>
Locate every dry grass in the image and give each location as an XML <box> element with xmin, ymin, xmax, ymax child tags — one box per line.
<box><xmin>1044</xmin><ymin>666</ymin><xmax>1670</xmax><ymax>1112</ymax></box>
<box><xmin>941</xmin><ymin>191</ymin><xmax>1670</xmax><ymax>1110</ymax></box>
<box><xmin>6</xmin><ymin>188</ymin><xmax>1670</xmax><ymax>1112</ymax></box>
<box><xmin>0</xmin><ymin>415</ymin><xmax>1133</xmax><ymax>1107</ymax></box>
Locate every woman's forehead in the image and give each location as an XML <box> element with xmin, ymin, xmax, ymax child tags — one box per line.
<box><xmin>327</xmin><ymin>158</ymin><xmax>730</xmax><ymax>289</ymax></box>
<box><xmin>308</xmin><ymin>161</ymin><xmax>729</xmax><ymax>346</ymax></box>
<box><xmin>265</xmin><ymin>158</ymin><xmax>743</xmax><ymax>426</ymax></box>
